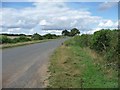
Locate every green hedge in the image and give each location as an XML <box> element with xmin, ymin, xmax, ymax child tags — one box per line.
<box><xmin>0</xmin><ymin>35</ymin><xmax>31</xmax><ymax>44</ymax></box>
<box><xmin>0</xmin><ymin>33</ymin><xmax>60</xmax><ymax>44</ymax></box>
<box><xmin>0</xmin><ymin>35</ymin><xmax>12</xmax><ymax>44</ymax></box>
<box><xmin>64</xmin><ymin>29</ymin><xmax>119</xmax><ymax>68</ymax></box>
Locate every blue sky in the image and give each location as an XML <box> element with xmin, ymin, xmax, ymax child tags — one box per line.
<box><xmin>66</xmin><ymin>2</ymin><xmax>118</xmax><ymax>20</ymax></box>
<box><xmin>2</xmin><ymin>2</ymin><xmax>35</xmax><ymax>9</ymax></box>
<box><xmin>1</xmin><ymin>1</ymin><xmax>118</xmax><ymax>35</ymax></box>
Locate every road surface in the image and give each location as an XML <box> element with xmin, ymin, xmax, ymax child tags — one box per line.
<box><xmin>2</xmin><ymin>38</ymin><xmax>67</xmax><ymax>88</ymax></box>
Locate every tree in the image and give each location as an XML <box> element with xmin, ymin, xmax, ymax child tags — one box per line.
<box><xmin>32</xmin><ymin>33</ymin><xmax>43</xmax><ymax>40</ymax></box>
<box><xmin>43</xmin><ymin>33</ymin><xmax>54</xmax><ymax>39</ymax></box>
<box><xmin>62</xmin><ymin>29</ymin><xmax>70</xmax><ymax>36</ymax></box>
<box><xmin>70</xmin><ymin>28</ymin><xmax>80</xmax><ymax>36</ymax></box>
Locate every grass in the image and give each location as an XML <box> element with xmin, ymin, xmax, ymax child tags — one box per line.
<box><xmin>48</xmin><ymin>39</ymin><xmax>118</xmax><ymax>88</ymax></box>
<box><xmin>0</xmin><ymin>39</ymin><xmax>54</xmax><ymax>49</ymax></box>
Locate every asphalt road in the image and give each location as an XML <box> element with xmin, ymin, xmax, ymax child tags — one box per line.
<box><xmin>2</xmin><ymin>38</ymin><xmax>67</xmax><ymax>88</ymax></box>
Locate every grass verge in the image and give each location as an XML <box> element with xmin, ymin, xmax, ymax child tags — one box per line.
<box><xmin>48</xmin><ymin>42</ymin><xmax>118</xmax><ymax>88</ymax></box>
<box><xmin>0</xmin><ymin>39</ymin><xmax>53</xmax><ymax>49</ymax></box>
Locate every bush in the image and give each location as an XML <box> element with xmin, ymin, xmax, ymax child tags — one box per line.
<box><xmin>32</xmin><ymin>33</ymin><xmax>43</xmax><ymax>40</ymax></box>
<box><xmin>12</xmin><ymin>36</ymin><xmax>31</xmax><ymax>43</ymax></box>
<box><xmin>104</xmin><ymin>30</ymin><xmax>119</xmax><ymax>62</ymax></box>
<box><xmin>18</xmin><ymin>36</ymin><xmax>31</xmax><ymax>42</ymax></box>
<box><xmin>43</xmin><ymin>33</ymin><xmax>58</xmax><ymax>39</ymax></box>
<box><xmin>0</xmin><ymin>35</ymin><xmax>12</xmax><ymax>44</ymax></box>
<box><xmin>64</xmin><ymin>35</ymin><xmax>92</xmax><ymax>47</ymax></box>
<box><xmin>79</xmin><ymin>34</ymin><xmax>92</xmax><ymax>47</ymax></box>
<box><xmin>12</xmin><ymin>38</ymin><xmax>21</xmax><ymax>43</ymax></box>
<box><xmin>64</xmin><ymin>38</ymin><xmax>75</xmax><ymax>46</ymax></box>
<box><xmin>91</xmin><ymin>29</ymin><xmax>111</xmax><ymax>52</ymax></box>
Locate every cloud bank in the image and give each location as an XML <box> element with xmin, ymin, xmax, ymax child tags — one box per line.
<box><xmin>1</xmin><ymin>2</ymin><xmax>118</xmax><ymax>35</ymax></box>
<box><xmin>98</xmin><ymin>2</ymin><xmax>117</xmax><ymax>11</ymax></box>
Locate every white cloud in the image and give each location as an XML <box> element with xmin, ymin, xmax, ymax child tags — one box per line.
<box><xmin>1</xmin><ymin>2</ymin><xmax>118</xmax><ymax>35</ymax></box>
<box><xmin>99</xmin><ymin>2</ymin><xmax>117</xmax><ymax>11</ymax></box>
<box><xmin>8</xmin><ymin>28</ymin><xmax>21</xmax><ymax>32</ymax></box>
<box><xmin>42</xmin><ymin>30</ymin><xmax>62</xmax><ymax>35</ymax></box>
<box><xmin>87</xmin><ymin>28</ymin><xmax>103</xmax><ymax>34</ymax></box>
<box><xmin>98</xmin><ymin>20</ymin><xmax>118</xmax><ymax>29</ymax></box>
<box><xmin>39</xmin><ymin>20</ymin><xmax>50</xmax><ymax>26</ymax></box>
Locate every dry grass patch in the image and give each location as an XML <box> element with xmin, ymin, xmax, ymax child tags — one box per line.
<box><xmin>48</xmin><ymin>45</ymin><xmax>84</xmax><ymax>88</ymax></box>
<box><xmin>48</xmin><ymin>44</ymin><xmax>118</xmax><ymax>88</ymax></box>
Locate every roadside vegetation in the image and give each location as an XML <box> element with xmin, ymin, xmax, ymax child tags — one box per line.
<box><xmin>48</xmin><ymin>29</ymin><xmax>119</xmax><ymax>88</ymax></box>
<box><xmin>0</xmin><ymin>33</ymin><xmax>60</xmax><ymax>48</ymax></box>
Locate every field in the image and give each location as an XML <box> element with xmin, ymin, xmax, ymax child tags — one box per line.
<box><xmin>0</xmin><ymin>39</ymin><xmax>55</xmax><ymax>49</ymax></box>
<box><xmin>0</xmin><ymin>33</ymin><xmax>61</xmax><ymax>49</ymax></box>
<box><xmin>7</xmin><ymin>36</ymin><xmax>31</xmax><ymax>39</ymax></box>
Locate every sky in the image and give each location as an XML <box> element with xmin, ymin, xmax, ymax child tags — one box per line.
<box><xmin>0</xmin><ymin>1</ymin><xmax>119</xmax><ymax>35</ymax></box>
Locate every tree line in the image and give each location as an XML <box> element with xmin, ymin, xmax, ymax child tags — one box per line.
<box><xmin>0</xmin><ymin>33</ymin><xmax>32</xmax><ymax>37</ymax></box>
<box><xmin>0</xmin><ymin>33</ymin><xmax>60</xmax><ymax>44</ymax></box>
<box><xmin>0</xmin><ymin>27</ymin><xmax>80</xmax><ymax>44</ymax></box>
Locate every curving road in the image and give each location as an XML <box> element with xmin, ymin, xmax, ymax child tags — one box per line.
<box><xmin>2</xmin><ymin>38</ymin><xmax>67</xmax><ymax>88</ymax></box>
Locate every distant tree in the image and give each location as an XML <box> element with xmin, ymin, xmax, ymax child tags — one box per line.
<box><xmin>62</xmin><ymin>29</ymin><xmax>70</xmax><ymax>36</ymax></box>
<box><xmin>19</xmin><ymin>34</ymin><xmax>26</xmax><ymax>36</ymax></box>
<box><xmin>70</xmin><ymin>28</ymin><xmax>80</xmax><ymax>36</ymax></box>
<box><xmin>43</xmin><ymin>33</ymin><xmax>59</xmax><ymax>39</ymax></box>
<box><xmin>32</xmin><ymin>33</ymin><xmax>43</xmax><ymax>40</ymax></box>
<box><xmin>43</xmin><ymin>33</ymin><xmax>54</xmax><ymax>39</ymax></box>
<box><xmin>51</xmin><ymin>34</ymin><xmax>59</xmax><ymax>39</ymax></box>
